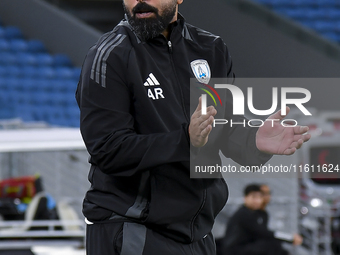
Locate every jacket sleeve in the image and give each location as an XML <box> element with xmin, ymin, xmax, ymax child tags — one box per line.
<box><xmin>76</xmin><ymin>52</ymin><xmax>190</xmax><ymax>177</ymax></box>
<box><xmin>219</xmin><ymin>44</ymin><xmax>272</xmax><ymax>166</ymax></box>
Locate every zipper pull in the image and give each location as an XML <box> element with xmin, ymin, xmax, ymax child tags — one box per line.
<box><xmin>168</xmin><ymin>41</ymin><xmax>173</xmax><ymax>53</ymax></box>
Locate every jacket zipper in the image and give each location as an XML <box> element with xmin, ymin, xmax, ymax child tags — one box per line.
<box><xmin>190</xmin><ymin>188</ymin><xmax>207</xmax><ymax>242</ymax></box>
<box><xmin>168</xmin><ymin>39</ymin><xmax>207</xmax><ymax>241</ymax></box>
<box><xmin>167</xmin><ymin>40</ymin><xmax>190</xmax><ymax>122</ymax></box>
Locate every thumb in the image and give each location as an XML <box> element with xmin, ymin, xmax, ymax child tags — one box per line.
<box><xmin>268</xmin><ymin>106</ymin><xmax>290</xmax><ymax>121</ymax></box>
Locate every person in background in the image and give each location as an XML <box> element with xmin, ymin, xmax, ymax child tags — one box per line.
<box><xmin>221</xmin><ymin>184</ymin><xmax>290</xmax><ymax>255</ymax></box>
<box><xmin>260</xmin><ymin>184</ymin><xmax>303</xmax><ymax>247</ymax></box>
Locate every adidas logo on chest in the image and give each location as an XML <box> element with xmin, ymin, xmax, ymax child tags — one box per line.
<box><xmin>144</xmin><ymin>73</ymin><xmax>165</xmax><ymax>100</ymax></box>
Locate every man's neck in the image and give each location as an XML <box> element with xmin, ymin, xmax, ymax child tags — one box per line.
<box><xmin>243</xmin><ymin>204</ymin><xmax>255</xmax><ymax>211</ymax></box>
<box><xmin>161</xmin><ymin>9</ymin><xmax>179</xmax><ymax>40</ymax></box>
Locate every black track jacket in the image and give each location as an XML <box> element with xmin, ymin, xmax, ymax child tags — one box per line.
<box><xmin>76</xmin><ymin>14</ymin><xmax>272</xmax><ymax>244</ymax></box>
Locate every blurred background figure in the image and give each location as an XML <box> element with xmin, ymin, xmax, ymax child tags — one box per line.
<box><xmin>220</xmin><ymin>184</ymin><xmax>302</xmax><ymax>255</ymax></box>
<box><xmin>260</xmin><ymin>184</ymin><xmax>303</xmax><ymax>247</ymax></box>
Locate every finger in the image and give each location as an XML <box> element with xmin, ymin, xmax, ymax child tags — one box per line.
<box><xmin>192</xmin><ymin>97</ymin><xmax>203</xmax><ymax>119</ymax></box>
<box><xmin>297</xmin><ymin>135</ymin><xmax>311</xmax><ymax>148</ymax></box>
<box><xmin>288</xmin><ymin>138</ymin><xmax>306</xmax><ymax>151</ymax></box>
<box><xmin>295</xmin><ymin>139</ymin><xmax>304</xmax><ymax>150</ymax></box>
<box><xmin>194</xmin><ymin>111</ymin><xmax>214</xmax><ymax>125</ymax></box>
<box><xmin>199</xmin><ymin>115</ymin><xmax>215</xmax><ymax>130</ymax></box>
<box><xmin>208</xmin><ymin>106</ymin><xmax>217</xmax><ymax>117</ymax></box>
<box><xmin>195</xmin><ymin>106</ymin><xmax>216</xmax><ymax>122</ymax></box>
<box><xmin>206</xmin><ymin>106</ymin><xmax>217</xmax><ymax>114</ymax></box>
<box><xmin>200</xmin><ymin>106</ymin><xmax>217</xmax><ymax>118</ymax></box>
<box><xmin>195</xmin><ymin>96</ymin><xmax>202</xmax><ymax>113</ymax></box>
<box><xmin>201</xmin><ymin>124</ymin><xmax>212</xmax><ymax>138</ymax></box>
<box><xmin>284</xmin><ymin>147</ymin><xmax>296</xmax><ymax>155</ymax></box>
<box><xmin>288</xmin><ymin>140</ymin><xmax>302</xmax><ymax>150</ymax></box>
<box><xmin>293</xmin><ymin>133</ymin><xmax>311</xmax><ymax>143</ymax></box>
<box><xmin>303</xmin><ymin>133</ymin><xmax>312</xmax><ymax>142</ymax></box>
<box><xmin>268</xmin><ymin>106</ymin><xmax>290</xmax><ymax>121</ymax></box>
<box><xmin>192</xmin><ymin>99</ymin><xmax>215</xmax><ymax>119</ymax></box>
<box><xmin>293</xmin><ymin>125</ymin><xmax>309</xmax><ymax>135</ymax></box>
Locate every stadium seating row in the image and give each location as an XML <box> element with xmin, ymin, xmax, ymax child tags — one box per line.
<box><xmin>274</xmin><ymin>8</ymin><xmax>340</xmax><ymax>20</ymax></box>
<box><xmin>253</xmin><ymin>0</ymin><xmax>340</xmax><ymax>43</ymax></box>
<box><xmin>0</xmin><ymin>21</ymin><xmax>80</xmax><ymax>127</ymax></box>
<box><xmin>256</xmin><ymin>0</ymin><xmax>340</xmax><ymax>8</ymax></box>
<box><xmin>0</xmin><ymin>51</ymin><xmax>73</xmax><ymax>67</ymax></box>
<box><xmin>0</xmin><ymin>65</ymin><xmax>81</xmax><ymax>79</ymax></box>
<box><xmin>0</xmin><ymin>38</ymin><xmax>47</xmax><ymax>53</ymax></box>
<box><xmin>0</xmin><ymin>26</ymin><xmax>24</xmax><ymax>39</ymax></box>
<box><xmin>0</xmin><ymin>79</ymin><xmax>78</xmax><ymax>93</ymax></box>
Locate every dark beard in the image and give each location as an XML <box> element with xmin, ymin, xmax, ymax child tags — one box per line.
<box><xmin>123</xmin><ymin>1</ymin><xmax>177</xmax><ymax>41</ymax></box>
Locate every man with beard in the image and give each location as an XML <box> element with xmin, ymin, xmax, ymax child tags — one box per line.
<box><xmin>76</xmin><ymin>0</ymin><xmax>311</xmax><ymax>254</ymax></box>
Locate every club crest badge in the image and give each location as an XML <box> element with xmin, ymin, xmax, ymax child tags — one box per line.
<box><xmin>190</xmin><ymin>59</ymin><xmax>211</xmax><ymax>84</ymax></box>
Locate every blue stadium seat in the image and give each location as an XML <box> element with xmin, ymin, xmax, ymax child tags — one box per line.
<box><xmin>10</xmin><ymin>39</ymin><xmax>28</xmax><ymax>52</ymax></box>
<box><xmin>17</xmin><ymin>106</ymin><xmax>34</xmax><ymax>122</ymax></box>
<box><xmin>328</xmin><ymin>9</ymin><xmax>340</xmax><ymax>20</ymax></box>
<box><xmin>4</xmin><ymin>26</ymin><xmax>23</xmax><ymax>39</ymax></box>
<box><xmin>36</xmin><ymin>67</ymin><xmax>56</xmax><ymax>79</ymax></box>
<box><xmin>53</xmin><ymin>54</ymin><xmax>72</xmax><ymax>67</ymax></box>
<box><xmin>0</xmin><ymin>52</ymin><xmax>17</xmax><ymax>65</ymax></box>
<box><xmin>51</xmin><ymin>80</ymin><xmax>76</xmax><ymax>94</ymax></box>
<box><xmin>36</xmin><ymin>53</ymin><xmax>54</xmax><ymax>66</ymax></box>
<box><xmin>314</xmin><ymin>0</ymin><xmax>338</xmax><ymax>8</ymax></box>
<box><xmin>336</xmin><ymin>22</ymin><xmax>340</xmax><ymax>32</ymax></box>
<box><xmin>7</xmin><ymin>65</ymin><xmax>21</xmax><ymax>77</ymax></box>
<box><xmin>59</xmin><ymin>118</ymin><xmax>74</xmax><ymax>127</ymax></box>
<box><xmin>6</xmin><ymin>78</ymin><xmax>20</xmax><ymax>93</ymax></box>
<box><xmin>15</xmin><ymin>91</ymin><xmax>31</xmax><ymax>105</ymax></box>
<box><xmin>35</xmin><ymin>79</ymin><xmax>52</xmax><ymax>92</ymax></box>
<box><xmin>72</xmin><ymin>67</ymin><xmax>81</xmax><ymax>81</ymax></box>
<box><xmin>61</xmin><ymin>80</ymin><xmax>78</xmax><ymax>94</ymax></box>
<box><xmin>0</xmin><ymin>66</ymin><xmax>6</xmax><ymax>76</ymax></box>
<box><xmin>0</xmin><ymin>39</ymin><xmax>10</xmax><ymax>52</ymax></box>
<box><xmin>275</xmin><ymin>8</ymin><xmax>305</xmax><ymax>20</ymax></box>
<box><xmin>1</xmin><ymin>79</ymin><xmax>11</xmax><ymax>93</ymax></box>
<box><xmin>277</xmin><ymin>8</ymin><xmax>337</xmax><ymax>21</ymax></box>
<box><xmin>46</xmin><ymin>107</ymin><xmax>65</xmax><ymax>125</ymax></box>
<box><xmin>31</xmin><ymin>91</ymin><xmax>52</xmax><ymax>106</ymax></box>
<box><xmin>313</xmin><ymin>21</ymin><xmax>335</xmax><ymax>32</ymax></box>
<box><xmin>52</xmin><ymin>92</ymin><xmax>69</xmax><ymax>106</ymax></box>
<box><xmin>27</xmin><ymin>40</ymin><xmax>46</xmax><ymax>53</ymax></box>
<box><xmin>299</xmin><ymin>20</ymin><xmax>316</xmax><ymax>29</ymax></box>
<box><xmin>321</xmin><ymin>32</ymin><xmax>339</xmax><ymax>42</ymax></box>
<box><xmin>65</xmin><ymin>94</ymin><xmax>77</xmax><ymax>107</ymax></box>
<box><xmin>22</xmin><ymin>66</ymin><xmax>38</xmax><ymax>78</ymax></box>
<box><xmin>0</xmin><ymin>78</ymin><xmax>6</xmax><ymax>90</ymax></box>
<box><xmin>64</xmin><ymin>106</ymin><xmax>80</xmax><ymax>127</ymax></box>
<box><xmin>48</xmin><ymin>80</ymin><xmax>64</xmax><ymax>93</ymax></box>
<box><xmin>0</xmin><ymin>27</ymin><xmax>4</xmax><ymax>38</ymax></box>
<box><xmin>55</xmin><ymin>67</ymin><xmax>74</xmax><ymax>80</ymax></box>
<box><xmin>30</xmin><ymin>106</ymin><xmax>43</xmax><ymax>121</ymax></box>
<box><xmin>303</xmin><ymin>8</ymin><xmax>328</xmax><ymax>20</ymax></box>
<box><xmin>21</xmin><ymin>78</ymin><xmax>36</xmax><ymax>93</ymax></box>
<box><xmin>17</xmin><ymin>52</ymin><xmax>38</xmax><ymax>66</ymax></box>
<box><xmin>0</xmin><ymin>101</ymin><xmax>15</xmax><ymax>119</ymax></box>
